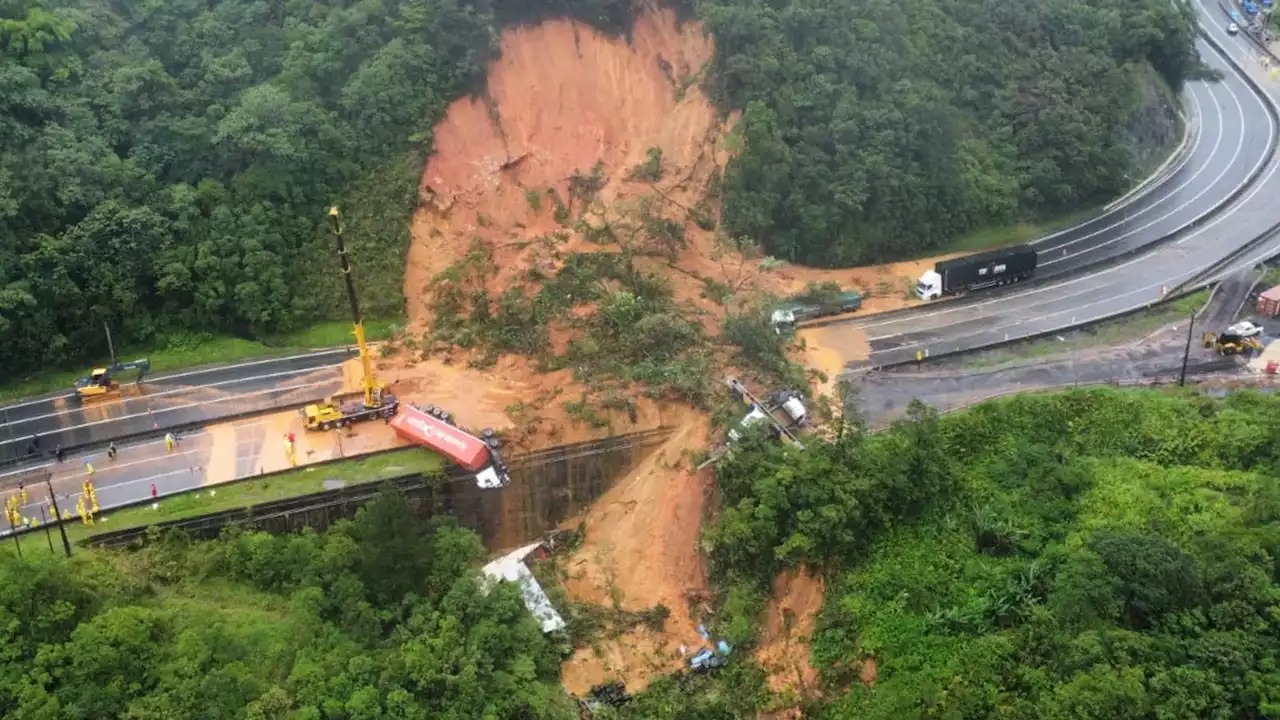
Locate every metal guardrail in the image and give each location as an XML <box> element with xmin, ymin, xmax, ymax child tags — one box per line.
<box><xmin>82</xmin><ymin>427</ymin><xmax>675</xmax><ymax>549</ymax></box>
<box><xmin>1178</xmin><ymin>5</ymin><xmax>1280</xmax><ymax>290</ymax></box>
<box><xmin>864</xmin><ymin>365</ymin><xmax>1251</xmax><ymax>433</ymax></box>
<box><xmin>860</xmin><ymin>25</ymin><xmax>1280</xmax><ymax>374</ymax></box>
<box><xmin>0</xmin><ymin>388</ymin><xmax>336</xmax><ymax>472</ymax></box>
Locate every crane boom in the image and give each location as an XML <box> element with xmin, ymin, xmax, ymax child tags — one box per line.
<box><xmin>328</xmin><ymin>207</ymin><xmax>378</xmax><ymax>408</ymax></box>
<box><xmin>300</xmin><ymin>207</ymin><xmax>398</xmax><ymax>431</ymax></box>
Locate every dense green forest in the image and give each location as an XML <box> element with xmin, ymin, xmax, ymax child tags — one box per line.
<box><xmin>707</xmin><ymin>0</ymin><xmax>1199</xmax><ymax>265</ymax></box>
<box><xmin>684</xmin><ymin>388</ymin><xmax>1280</xmax><ymax>717</ymax></box>
<box><xmin>0</xmin><ymin>0</ymin><xmax>639</xmax><ymax>377</ymax></box>
<box><xmin>6</xmin><ymin>388</ymin><xmax>1280</xmax><ymax>718</ymax></box>
<box><xmin>0</xmin><ymin>493</ymin><xmax>576</xmax><ymax>718</ymax></box>
<box><xmin>0</xmin><ymin>0</ymin><xmax>1200</xmax><ymax>376</ymax></box>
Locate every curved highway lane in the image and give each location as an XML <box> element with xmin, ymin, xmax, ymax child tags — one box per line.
<box><xmin>0</xmin><ymin>349</ymin><xmax>355</xmax><ymax>465</ymax></box>
<box><xmin>834</xmin><ymin>17</ymin><xmax>1280</xmax><ymax>371</ymax></box>
<box><xmin>0</xmin><ymin>8</ymin><xmax>1270</xmax><ymax>521</ymax></box>
<box><xmin>1034</xmin><ymin>66</ymin><xmax>1265</xmax><ymax>276</ymax></box>
<box><xmin>1030</xmin><ymin>72</ymin><xmax>1253</xmax><ymax>277</ymax></box>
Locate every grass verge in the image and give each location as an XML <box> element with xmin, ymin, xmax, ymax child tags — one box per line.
<box><xmin>0</xmin><ymin>318</ymin><xmax>402</xmax><ymax>404</ymax></box>
<box><xmin>57</xmin><ymin>447</ymin><xmax>443</xmax><ymax>545</ymax></box>
<box><xmin>939</xmin><ymin>205</ymin><xmax>1106</xmax><ymax>256</ymax></box>
<box><xmin>956</xmin><ymin>289</ymin><xmax>1211</xmax><ymax>369</ymax></box>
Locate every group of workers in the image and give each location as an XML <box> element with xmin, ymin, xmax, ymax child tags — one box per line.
<box><xmin>3</xmin><ymin>428</ymin><xmax>188</xmax><ymax>532</ymax></box>
<box><xmin>5</xmin><ymin>477</ymin><xmax>99</xmax><ymax>530</ymax></box>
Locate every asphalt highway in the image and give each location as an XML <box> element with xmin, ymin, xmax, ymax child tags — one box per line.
<box><xmin>0</xmin><ymin>349</ymin><xmax>352</xmax><ymax>465</ymax></box>
<box><xmin>0</xmin><ymin>421</ymin><xmax>275</xmax><ymax>532</ymax></box>
<box><xmin>835</xmin><ymin>10</ymin><xmax>1280</xmax><ymax>372</ymax></box>
<box><xmin>0</xmin><ymin>403</ymin><xmax>399</xmax><ymax>537</ymax></box>
<box><xmin>1031</xmin><ymin>64</ymin><xmax>1259</xmax><ymax>278</ymax></box>
<box><xmin>0</xmin><ymin>3</ymin><xmax>1275</xmax><ymax>525</ymax></box>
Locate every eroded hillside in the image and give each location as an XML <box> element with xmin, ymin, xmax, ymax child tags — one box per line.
<box><xmin>380</xmin><ymin>3</ymin><xmax>929</xmax><ymax>698</ymax></box>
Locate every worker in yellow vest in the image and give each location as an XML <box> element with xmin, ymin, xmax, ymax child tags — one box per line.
<box><xmin>83</xmin><ymin>480</ymin><xmax>99</xmax><ymax>514</ymax></box>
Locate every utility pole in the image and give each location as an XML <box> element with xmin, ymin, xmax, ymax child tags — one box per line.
<box><xmin>39</xmin><ymin>507</ymin><xmax>53</xmax><ymax>554</ymax></box>
<box><xmin>104</xmin><ymin>323</ymin><xmax>117</xmax><ymax>365</ymax></box>
<box><xmin>43</xmin><ymin>472</ymin><xmax>71</xmax><ymax>558</ymax></box>
<box><xmin>1179</xmin><ymin>309</ymin><xmax>1196</xmax><ymax>387</ymax></box>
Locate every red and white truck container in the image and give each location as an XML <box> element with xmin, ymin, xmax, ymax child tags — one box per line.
<box><xmin>1258</xmin><ymin>285</ymin><xmax>1280</xmax><ymax>318</ymax></box>
<box><xmin>389</xmin><ymin>403</ymin><xmax>509</xmax><ymax>488</ymax></box>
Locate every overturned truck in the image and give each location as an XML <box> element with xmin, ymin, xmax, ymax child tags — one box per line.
<box><xmin>388</xmin><ymin>403</ymin><xmax>510</xmax><ymax>488</ymax></box>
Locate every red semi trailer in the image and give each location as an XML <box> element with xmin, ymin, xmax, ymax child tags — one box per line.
<box><xmin>1258</xmin><ymin>285</ymin><xmax>1280</xmax><ymax>318</ymax></box>
<box><xmin>389</xmin><ymin>404</ymin><xmax>509</xmax><ymax>488</ymax></box>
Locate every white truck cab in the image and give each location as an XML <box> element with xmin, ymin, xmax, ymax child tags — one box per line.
<box><xmin>781</xmin><ymin>396</ymin><xmax>807</xmax><ymax>425</ymax></box>
<box><xmin>770</xmin><ymin>308</ymin><xmax>797</xmax><ymax>335</ymax></box>
<box><xmin>727</xmin><ymin>405</ymin><xmax>770</xmax><ymax>443</ymax></box>
<box><xmin>916</xmin><ymin>270</ymin><xmax>943</xmax><ymax>301</ymax></box>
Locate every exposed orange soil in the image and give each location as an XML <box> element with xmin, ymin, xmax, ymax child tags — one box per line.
<box><xmin>559</xmin><ymin>409</ymin><xmax>712</xmax><ymax>694</ymax></box>
<box><xmin>387</xmin><ymin>2</ymin><xmax>967</xmax><ymax>695</ymax></box>
<box><xmin>756</xmin><ymin>569</ymin><xmax>826</xmax><ymax>711</ymax></box>
<box><xmin>402</xmin><ymin>2</ymin><xmax>948</xmax><ymax>387</ymax></box>
<box><xmin>405</xmin><ymin>3</ymin><xmax>723</xmax><ymax>323</ymax></box>
<box><xmin>341</xmin><ymin>351</ymin><xmax>666</xmax><ymax>451</ymax></box>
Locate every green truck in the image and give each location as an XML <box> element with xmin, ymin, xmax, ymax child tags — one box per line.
<box><xmin>769</xmin><ymin>290</ymin><xmax>863</xmax><ymax>335</ymax></box>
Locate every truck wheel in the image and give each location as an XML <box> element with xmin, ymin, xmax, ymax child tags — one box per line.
<box><xmin>321</xmin><ymin>422</ymin><xmax>332</xmax><ymax>431</ymax></box>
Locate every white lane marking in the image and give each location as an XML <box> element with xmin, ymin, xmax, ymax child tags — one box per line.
<box><xmin>0</xmin><ymin>379</ymin><xmax>333</xmax><ymax>448</ymax></box>
<box><xmin>1040</xmin><ymin>77</ymin><xmax>1247</xmax><ymax>264</ymax></box>
<box><xmin>0</xmin><ymin>429</ymin><xmax>217</xmax><ymax>480</ymax></box>
<box><xmin>36</xmin><ymin>449</ymin><xmax>207</xmax><ymax>484</ymax></box>
<box><xmin>0</xmin><ymin>365</ymin><xmax>340</xmax><ymax>437</ymax></box>
<box><xmin>21</xmin><ymin>468</ymin><xmax>199</xmax><ymax>515</ymax></box>
<box><xmin>140</xmin><ymin>348</ymin><xmax>351</xmax><ymax>384</ymax></box>
<box><xmin>0</xmin><ymin>464</ymin><xmax>52</xmax><ymax>480</ymax></box>
<box><xmin>854</xmin><ymin>38</ymin><xmax>1268</xmax><ymax>335</ymax></box>
<box><xmin>0</xmin><ymin>347</ymin><xmax>352</xmax><ymax>413</ymax></box>
<box><xmin>864</xmin><ymin>48</ymin><xmax>1280</xmax><ymax>355</ymax></box>
<box><xmin>1035</xmin><ymin>85</ymin><xmax>1214</xmax><ymax>256</ymax></box>
<box><xmin>1029</xmin><ymin>103</ymin><xmax>1204</xmax><ymax>247</ymax></box>
<box><xmin>859</xmin><ymin>85</ymin><xmax>1270</xmax><ymax>338</ymax></box>
<box><xmin>0</xmin><ymin>417</ymin><xmax>274</xmax><ymax>479</ymax></box>
<box><xmin>1102</xmin><ymin>106</ymin><xmax>1197</xmax><ymax>212</ymax></box>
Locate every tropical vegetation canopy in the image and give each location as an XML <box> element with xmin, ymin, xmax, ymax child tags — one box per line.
<box><xmin>689</xmin><ymin>389</ymin><xmax>1280</xmax><ymax>718</ymax></box>
<box><xmin>5</xmin><ymin>388</ymin><xmax>1279</xmax><ymax>718</ymax></box>
<box><xmin>0</xmin><ymin>0</ymin><xmax>1198</xmax><ymax>373</ymax></box>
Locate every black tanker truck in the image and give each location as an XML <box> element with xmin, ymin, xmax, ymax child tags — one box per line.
<box><xmin>915</xmin><ymin>245</ymin><xmax>1038</xmax><ymax>301</ymax></box>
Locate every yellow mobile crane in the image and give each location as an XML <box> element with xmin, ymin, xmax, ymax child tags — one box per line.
<box><xmin>301</xmin><ymin>207</ymin><xmax>399</xmax><ymax>431</ymax></box>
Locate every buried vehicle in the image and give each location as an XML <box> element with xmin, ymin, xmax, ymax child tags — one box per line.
<box><xmin>769</xmin><ymin>290</ymin><xmax>863</xmax><ymax>335</ymax></box>
<box><xmin>389</xmin><ymin>403</ymin><xmax>509</xmax><ymax>488</ymax></box>
<box><xmin>1203</xmin><ymin>321</ymin><xmax>1265</xmax><ymax>356</ymax></box>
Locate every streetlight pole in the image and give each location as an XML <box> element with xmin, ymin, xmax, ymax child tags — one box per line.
<box><xmin>104</xmin><ymin>322</ymin><xmax>116</xmax><ymax>366</ymax></box>
<box><xmin>39</xmin><ymin>507</ymin><xmax>54</xmax><ymax>554</ymax></box>
<box><xmin>1179</xmin><ymin>309</ymin><xmax>1196</xmax><ymax>387</ymax></box>
<box><xmin>43</xmin><ymin>472</ymin><xmax>71</xmax><ymax>557</ymax></box>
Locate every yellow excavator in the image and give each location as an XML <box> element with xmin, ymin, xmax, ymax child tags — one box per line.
<box><xmin>73</xmin><ymin>358</ymin><xmax>151</xmax><ymax>401</ymax></box>
<box><xmin>301</xmin><ymin>207</ymin><xmax>399</xmax><ymax>431</ymax></box>
<box><xmin>1202</xmin><ymin>321</ymin><xmax>1264</xmax><ymax>357</ymax></box>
